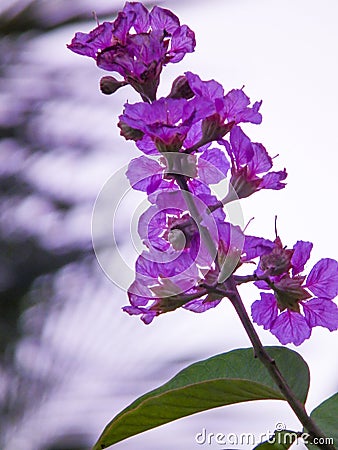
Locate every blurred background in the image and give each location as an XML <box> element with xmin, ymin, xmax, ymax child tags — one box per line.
<box><xmin>0</xmin><ymin>0</ymin><xmax>337</xmax><ymax>449</ymax></box>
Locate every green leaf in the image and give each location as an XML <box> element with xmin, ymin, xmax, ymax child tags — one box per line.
<box><xmin>254</xmin><ymin>430</ymin><xmax>299</xmax><ymax>450</ymax></box>
<box><xmin>305</xmin><ymin>392</ymin><xmax>338</xmax><ymax>449</ymax></box>
<box><xmin>93</xmin><ymin>346</ymin><xmax>309</xmax><ymax>450</ymax></box>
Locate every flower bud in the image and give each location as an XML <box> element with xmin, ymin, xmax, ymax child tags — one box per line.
<box><xmin>100</xmin><ymin>76</ymin><xmax>127</xmax><ymax>95</ymax></box>
<box><xmin>168</xmin><ymin>76</ymin><xmax>194</xmax><ymax>99</ymax></box>
<box><xmin>118</xmin><ymin>120</ymin><xmax>144</xmax><ymax>141</ymax></box>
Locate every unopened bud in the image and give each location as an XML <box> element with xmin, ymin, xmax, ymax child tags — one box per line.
<box><xmin>118</xmin><ymin>120</ymin><xmax>144</xmax><ymax>141</ymax></box>
<box><xmin>169</xmin><ymin>75</ymin><xmax>194</xmax><ymax>99</ymax></box>
<box><xmin>100</xmin><ymin>76</ymin><xmax>127</xmax><ymax>95</ymax></box>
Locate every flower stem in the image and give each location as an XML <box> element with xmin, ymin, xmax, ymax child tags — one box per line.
<box><xmin>222</xmin><ymin>275</ymin><xmax>336</xmax><ymax>450</ymax></box>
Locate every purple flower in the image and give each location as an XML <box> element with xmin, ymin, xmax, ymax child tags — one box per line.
<box><xmin>137</xmin><ymin>188</ymin><xmax>224</xmax><ymax>267</ymax></box>
<box><xmin>123</xmin><ymin>250</ymin><xmax>204</xmax><ymax>323</ymax></box>
<box><xmin>67</xmin><ymin>2</ymin><xmax>195</xmax><ymax>101</ymax></box>
<box><xmin>252</xmin><ymin>238</ymin><xmax>338</xmax><ymax>345</ymax></box>
<box><xmin>119</xmin><ymin>97</ymin><xmax>195</xmax><ymax>150</ymax></box>
<box><xmin>242</xmin><ymin>235</ymin><xmax>275</xmax><ymax>262</ymax></box>
<box><xmin>184</xmin><ymin>72</ymin><xmax>262</xmax><ymax>144</ymax></box>
<box><xmin>123</xmin><ymin>215</ymin><xmax>281</xmax><ymax>323</ymax></box>
<box><xmin>185</xmin><ymin>72</ymin><xmax>262</xmax><ymax>124</ymax></box>
<box><xmin>119</xmin><ymin>72</ymin><xmax>263</xmax><ymax>154</ymax></box>
<box><xmin>126</xmin><ymin>150</ymin><xmax>229</xmax><ymax>196</ymax></box>
<box><xmin>222</xmin><ymin>126</ymin><xmax>287</xmax><ymax>199</ymax></box>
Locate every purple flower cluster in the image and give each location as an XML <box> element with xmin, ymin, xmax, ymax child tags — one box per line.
<box><xmin>67</xmin><ymin>2</ymin><xmax>195</xmax><ymax>101</ymax></box>
<box><xmin>68</xmin><ymin>2</ymin><xmax>338</xmax><ymax>346</ymax></box>
<box><xmin>251</xmin><ymin>239</ymin><xmax>338</xmax><ymax>345</ymax></box>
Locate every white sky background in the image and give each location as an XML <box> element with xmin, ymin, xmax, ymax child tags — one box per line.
<box><xmin>3</xmin><ymin>0</ymin><xmax>338</xmax><ymax>449</ymax></box>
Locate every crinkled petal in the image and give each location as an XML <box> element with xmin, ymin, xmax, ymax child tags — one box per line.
<box><xmin>138</xmin><ymin>206</ymin><xmax>170</xmax><ymax>251</ymax></box>
<box><xmin>291</xmin><ymin>241</ymin><xmax>313</xmax><ymax>276</ymax></box>
<box><xmin>150</xmin><ymin>6</ymin><xmax>180</xmax><ymax>34</ymax></box>
<box><xmin>187</xmin><ymin>96</ymin><xmax>217</xmax><ymax>122</ymax></box>
<box><xmin>229</xmin><ymin>126</ymin><xmax>254</xmax><ymax>166</ymax></box>
<box><xmin>247</xmin><ymin>143</ymin><xmax>272</xmax><ymax>175</ymax></box>
<box><xmin>251</xmin><ymin>293</ymin><xmax>278</xmax><ymax>330</ymax></box>
<box><xmin>136</xmin><ymin>250</ymin><xmax>198</xmax><ymax>281</ymax></box>
<box><xmin>185</xmin><ymin>72</ymin><xmax>224</xmax><ymax>101</ymax></box>
<box><xmin>270</xmin><ymin>310</ymin><xmax>311</xmax><ymax>346</ymax></box>
<box><xmin>154</xmin><ymin>189</ymin><xmax>186</xmax><ymax>210</ymax></box>
<box><xmin>183</xmin><ymin>296</ymin><xmax>222</xmax><ymax>312</ymax></box>
<box><xmin>183</xmin><ymin>120</ymin><xmax>203</xmax><ymax>148</ymax></box>
<box><xmin>67</xmin><ymin>22</ymin><xmax>113</xmax><ymax>58</ymax></box>
<box><xmin>97</xmin><ymin>47</ymin><xmax>134</xmax><ymax>74</ymax></box>
<box><xmin>128</xmin><ymin>279</ymin><xmax>153</xmax><ymax>306</ymax></box>
<box><xmin>222</xmin><ymin>89</ymin><xmax>262</xmax><ymax>124</ymax></box>
<box><xmin>223</xmin><ymin>89</ymin><xmax>249</xmax><ymax>117</ymax></box>
<box><xmin>198</xmin><ymin>148</ymin><xmax>230</xmax><ymax>184</ymax></box>
<box><xmin>236</xmin><ymin>100</ymin><xmax>263</xmax><ymax>124</ymax></box>
<box><xmin>303</xmin><ymin>298</ymin><xmax>338</xmax><ymax>331</ymax></box>
<box><xmin>122</xmin><ymin>305</ymin><xmax>158</xmax><ymax>324</ymax></box>
<box><xmin>136</xmin><ymin>135</ymin><xmax>159</xmax><ymax>155</ymax></box>
<box><xmin>123</xmin><ymin>2</ymin><xmax>150</xmax><ymax>33</ymax></box>
<box><xmin>129</xmin><ymin>33</ymin><xmax>166</xmax><ymax>65</ymax></box>
<box><xmin>169</xmin><ymin>25</ymin><xmax>196</xmax><ymax>63</ymax></box>
<box><xmin>126</xmin><ymin>156</ymin><xmax>163</xmax><ymax>193</ymax></box>
<box><xmin>260</xmin><ymin>169</ymin><xmax>287</xmax><ymax>190</ymax></box>
<box><xmin>112</xmin><ymin>10</ymin><xmax>135</xmax><ymax>43</ymax></box>
<box><xmin>243</xmin><ymin>236</ymin><xmax>275</xmax><ymax>261</ymax></box>
<box><xmin>306</xmin><ymin>258</ymin><xmax>338</xmax><ymax>299</ymax></box>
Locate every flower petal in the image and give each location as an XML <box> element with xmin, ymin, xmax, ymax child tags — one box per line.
<box><xmin>303</xmin><ymin>298</ymin><xmax>338</xmax><ymax>331</ymax></box>
<box><xmin>247</xmin><ymin>143</ymin><xmax>272</xmax><ymax>175</ymax></box>
<box><xmin>67</xmin><ymin>22</ymin><xmax>113</xmax><ymax>58</ymax></box>
<box><xmin>291</xmin><ymin>241</ymin><xmax>313</xmax><ymax>276</ymax></box>
<box><xmin>122</xmin><ymin>305</ymin><xmax>158</xmax><ymax>324</ymax></box>
<box><xmin>169</xmin><ymin>25</ymin><xmax>196</xmax><ymax>63</ymax></box>
<box><xmin>136</xmin><ymin>135</ymin><xmax>159</xmax><ymax>155</ymax></box>
<box><xmin>185</xmin><ymin>72</ymin><xmax>224</xmax><ymax>101</ymax></box>
<box><xmin>183</xmin><ymin>296</ymin><xmax>221</xmax><ymax>312</ymax></box>
<box><xmin>251</xmin><ymin>293</ymin><xmax>278</xmax><ymax>330</ymax></box>
<box><xmin>150</xmin><ymin>6</ymin><xmax>180</xmax><ymax>34</ymax></box>
<box><xmin>229</xmin><ymin>126</ymin><xmax>254</xmax><ymax>166</ymax></box>
<box><xmin>306</xmin><ymin>258</ymin><xmax>338</xmax><ymax>299</ymax></box>
<box><xmin>243</xmin><ymin>235</ymin><xmax>274</xmax><ymax>262</ymax></box>
<box><xmin>260</xmin><ymin>169</ymin><xmax>287</xmax><ymax>190</ymax></box>
<box><xmin>222</xmin><ymin>89</ymin><xmax>262</xmax><ymax>125</ymax></box>
<box><xmin>128</xmin><ymin>279</ymin><xmax>153</xmax><ymax>306</ymax></box>
<box><xmin>126</xmin><ymin>156</ymin><xmax>163</xmax><ymax>193</ymax></box>
<box><xmin>270</xmin><ymin>310</ymin><xmax>311</xmax><ymax>346</ymax></box>
<box><xmin>198</xmin><ymin>148</ymin><xmax>230</xmax><ymax>184</ymax></box>
<box><xmin>123</xmin><ymin>2</ymin><xmax>150</xmax><ymax>33</ymax></box>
